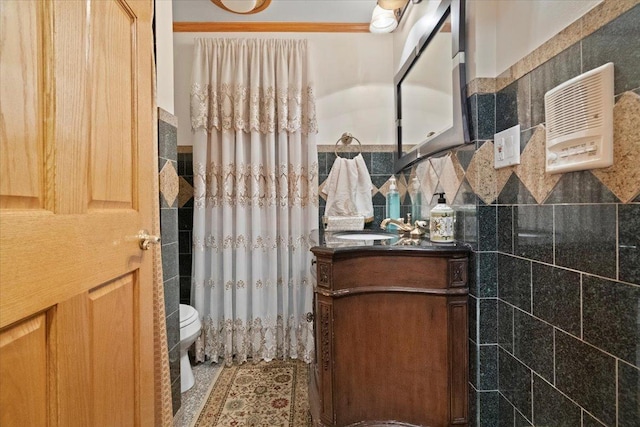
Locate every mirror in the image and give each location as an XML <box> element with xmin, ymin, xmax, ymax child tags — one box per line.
<box><xmin>394</xmin><ymin>0</ymin><xmax>470</xmax><ymax>172</ymax></box>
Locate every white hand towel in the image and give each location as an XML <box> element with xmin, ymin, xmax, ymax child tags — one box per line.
<box><xmin>322</xmin><ymin>154</ymin><xmax>374</xmax><ymax>222</ymax></box>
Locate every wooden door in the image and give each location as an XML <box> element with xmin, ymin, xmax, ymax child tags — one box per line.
<box><xmin>0</xmin><ymin>0</ymin><xmax>156</xmax><ymax>425</ymax></box>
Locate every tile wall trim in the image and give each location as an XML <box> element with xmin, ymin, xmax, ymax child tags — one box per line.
<box><xmin>159</xmin><ymin>107</ymin><xmax>178</xmax><ymax>128</ymax></box>
<box><xmin>177</xmin><ymin>144</ymin><xmax>410</xmax><ymax>154</ymax></box>
<box><xmin>319</xmin><ymin>144</ymin><xmax>400</xmax><ymax>153</ymax></box>
<box><xmin>467</xmin><ymin>0</ymin><xmax>638</xmax><ymax>96</ymax></box>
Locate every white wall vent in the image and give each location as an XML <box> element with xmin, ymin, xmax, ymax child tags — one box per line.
<box><xmin>544</xmin><ymin>62</ymin><xmax>614</xmax><ymax>174</ymax></box>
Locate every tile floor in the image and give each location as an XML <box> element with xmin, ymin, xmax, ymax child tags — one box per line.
<box><xmin>173</xmin><ymin>361</ymin><xmax>222</xmax><ymax>427</ymax></box>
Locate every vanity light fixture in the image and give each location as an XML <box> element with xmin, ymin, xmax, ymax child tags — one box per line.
<box><xmin>210</xmin><ymin>0</ymin><xmax>272</xmax><ymax>15</ymax></box>
<box><xmin>370</xmin><ymin>0</ymin><xmax>410</xmax><ymax>34</ymax></box>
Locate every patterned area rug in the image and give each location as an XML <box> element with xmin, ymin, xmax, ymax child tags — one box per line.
<box><xmin>191</xmin><ymin>359</ymin><xmax>311</xmax><ymax>427</ymax></box>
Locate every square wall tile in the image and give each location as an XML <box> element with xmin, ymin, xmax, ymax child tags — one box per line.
<box><xmin>163</xmin><ymin>275</ymin><xmax>180</xmax><ymax>318</ymax></box>
<box><xmin>497</xmin><ymin>174</ymin><xmax>537</xmax><ymax>205</ymax></box>
<box><xmin>582</xmin><ymin>412</ymin><xmax>606</xmax><ymax>427</ymax></box>
<box><xmin>555</xmin><ymin>330</ymin><xmax>616</xmax><ymax>426</ymax></box>
<box><xmin>160</xmin><ymin>208</ymin><xmax>178</xmax><ymax>246</ymax></box>
<box><xmin>498</xmin><ymin>393</ymin><xmax>515</xmax><ymax>427</ymax></box>
<box><xmin>498</xmin><ymin>254</ymin><xmax>532</xmax><ymax>313</ymax></box>
<box><xmin>469</xmin><ymin>295</ymin><xmax>478</xmax><ymax>343</ymax></box>
<box><xmin>497</xmin><ymin>206</ymin><xmax>513</xmax><ymax>254</ymax></box>
<box><xmin>555</xmin><ymin>204</ymin><xmax>617</xmax><ymax>279</ymax></box>
<box><xmin>513</xmin><ymin>311</ymin><xmax>554</xmax><ymax>383</ymax></box>
<box><xmin>470</xmin><ymin>340</ymin><xmax>478</xmax><ymax>389</ymax></box>
<box><xmin>619</xmin><ymin>361</ymin><xmax>640</xmax><ymax>427</ymax></box>
<box><xmin>477</xmin><ymin>94</ymin><xmax>496</xmax><ymax>140</ymax></box>
<box><xmin>530</xmin><ymin>43</ymin><xmax>581</xmax><ymax>126</ymax></box>
<box><xmin>513</xmin><ymin>205</ymin><xmax>553</xmax><ymax>264</ymax></box>
<box><xmin>544</xmin><ymin>171</ymin><xmax>619</xmax><ymax>205</ymax></box>
<box><xmin>532</xmin><ymin>376</ymin><xmax>581</xmax><ymax>427</ymax></box>
<box><xmin>479</xmin><ymin>205</ymin><xmax>497</xmax><ymax>251</ymax></box>
<box><xmin>479</xmin><ymin>299</ymin><xmax>497</xmax><ymax>344</ymax></box>
<box><xmin>582</xmin><ymin>5</ymin><xmax>640</xmax><ymax>94</ymax></box>
<box><xmin>499</xmin><ymin>348</ymin><xmax>532</xmax><ymax>421</ymax></box>
<box><xmin>161</xmin><ymin>242</ymin><xmax>179</xmax><ymax>281</ymax></box>
<box><xmin>180</xmin><ymin>276</ymin><xmax>192</xmax><ymax>305</ymax></box>
<box><xmin>478</xmin><ymin>391</ymin><xmax>499</xmax><ymax>427</ymax></box>
<box><xmin>514</xmin><ymin>411</ymin><xmax>533</xmax><ymax>427</ymax></box>
<box><xmin>583</xmin><ymin>276</ymin><xmax>640</xmax><ymax>366</ymax></box>
<box><xmin>479</xmin><ymin>345</ymin><xmax>498</xmax><ymax>390</ymax></box>
<box><xmin>532</xmin><ymin>263</ymin><xmax>581</xmax><ymax>336</ymax></box>
<box><xmin>498</xmin><ymin>300</ymin><xmax>514</xmax><ymax>353</ymax></box>
<box><xmin>478</xmin><ymin>252</ymin><xmax>498</xmax><ymax>298</ymax></box>
<box><xmin>158</xmin><ymin>120</ymin><xmax>177</xmax><ymax>161</ymax></box>
<box><xmin>495</xmin><ymin>81</ymin><xmax>518</xmax><ymax>134</ymax></box>
<box><xmin>371</xmin><ymin>152</ymin><xmax>394</xmax><ymax>175</ymax></box>
<box><xmin>171</xmin><ymin>375</ymin><xmax>181</xmax><ymax>416</ymax></box>
<box><xmin>165</xmin><ymin>309</ymin><xmax>180</xmax><ymax>351</ymax></box>
<box><xmin>619</xmin><ymin>203</ymin><xmax>640</xmax><ymax>284</ymax></box>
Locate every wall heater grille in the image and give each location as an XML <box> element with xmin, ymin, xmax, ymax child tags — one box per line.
<box><xmin>544</xmin><ymin>62</ymin><xmax>614</xmax><ymax>174</ymax></box>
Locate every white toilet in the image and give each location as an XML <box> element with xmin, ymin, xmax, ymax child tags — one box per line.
<box><xmin>179</xmin><ymin>304</ymin><xmax>202</xmax><ymax>392</ymax></box>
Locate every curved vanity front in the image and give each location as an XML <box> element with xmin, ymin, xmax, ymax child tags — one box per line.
<box><xmin>310</xmin><ymin>237</ymin><xmax>470</xmax><ymax>427</ymax></box>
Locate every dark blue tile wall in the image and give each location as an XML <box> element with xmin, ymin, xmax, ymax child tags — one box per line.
<box><xmin>400</xmin><ymin>6</ymin><xmax>640</xmax><ymax>427</ymax></box>
<box><xmin>159</xmin><ymin>115</ymin><xmax>181</xmax><ymax>415</ymax></box>
<box><xmin>177</xmin><ymin>152</ymin><xmax>193</xmax><ymax>305</ymax></box>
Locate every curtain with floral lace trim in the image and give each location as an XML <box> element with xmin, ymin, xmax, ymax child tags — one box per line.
<box><xmin>190</xmin><ymin>38</ymin><xmax>318</xmax><ymax>366</ymax></box>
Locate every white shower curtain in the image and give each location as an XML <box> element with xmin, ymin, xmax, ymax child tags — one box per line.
<box><xmin>190</xmin><ymin>38</ymin><xmax>318</xmax><ymax>366</ymax></box>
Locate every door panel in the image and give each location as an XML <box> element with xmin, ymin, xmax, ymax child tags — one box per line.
<box><xmin>90</xmin><ymin>274</ymin><xmax>136</xmax><ymax>426</ymax></box>
<box><xmin>0</xmin><ymin>0</ymin><xmax>155</xmax><ymax>425</ymax></box>
<box><xmin>89</xmin><ymin>0</ymin><xmax>135</xmax><ymax>210</ymax></box>
<box><xmin>0</xmin><ymin>314</ymin><xmax>49</xmax><ymax>427</ymax></box>
<box><xmin>0</xmin><ymin>0</ymin><xmax>44</xmax><ymax>210</ymax></box>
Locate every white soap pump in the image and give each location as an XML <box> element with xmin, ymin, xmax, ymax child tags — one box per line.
<box><xmin>429</xmin><ymin>192</ymin><xmax>454</xmax><ymax>243</ymax></box>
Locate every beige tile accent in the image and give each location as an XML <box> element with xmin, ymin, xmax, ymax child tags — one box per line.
<box><xmin>592</xmin><ymin>91</ymin><xmax>640</xmax><ymax>203</ymax></box>
<box><xmin>581</xmin><ymin>0</ymin><xmax>638</xmax><ymax>39</ymax></box>
<box><xmin>430</xmin><ymin>155</ymin><xmax>448</xmax><ymax>178</ymax></box>
<box><xmin>317</xmin><ymin>144</ymin><xmax>396</xmax><ymax>153</ymax></box>
<box><xmin>378</xmin><ymin>175</ymin><xmax>407</xmax><ymax>200</ymax></box>
<box><xmin>178</xmin><ymin>176</ymin><xmax>194</xmax><ymax>208</ymax></box>
<box><xmin>178</xmin><ymin>145</ymin><xmax>193</xmax><ymax>153</ymax></box>
<box><xmin>318</xmin><ymin>179</ymin><xmax>327</xmax><ymax>200</ymax></box>
<box><xmin>396</xmin><ymin>174</ymin><xmax>409</xmax><ymax>200</ymax></box>
<box><xmin>515</xmin><ymin>125</ymin><xmax>562</xmax><ymax>203</ymax></box>
<box><xmin>440</xmin><ymin>153</ymin><xmax>465</xmax><ymax>205</ymax></box>
<box><xmin>467</xmin><ymin>78</ymin><xmax>497</xmax><ymax>96</ymax></box>
<box><xmin>159</xmin><ymin>161</ymin><xmax>179</xmax><ymax>207</ymax></box>
<box><xmin>416</xmin><ymin>160</ymin><xmax>439</xmax><ymax>202</ymax></box>
<box><xmin>158</xmin><ymin>107</ymin><xmax>178</xmax><ymax>128</ymax></box>
<box><xmin>466</xmin><ymin>141</ymin><xmax>497</xmax><ymax>204</ymax></box>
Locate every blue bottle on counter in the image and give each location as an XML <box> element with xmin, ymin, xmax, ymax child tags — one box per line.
<box><xmin>386</xmin><ymin>176</ymin><xmax>400</xmax><ymax>231</ymax></box>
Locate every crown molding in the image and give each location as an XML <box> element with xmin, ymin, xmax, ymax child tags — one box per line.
<box><xmin>173</xmin><ymin>22</ymin><xmax>371</xmax><ymax>33</ymax></box>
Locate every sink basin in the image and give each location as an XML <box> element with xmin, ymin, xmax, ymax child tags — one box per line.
<box><xmin>333</xmin><ymin>232</ymin><xmax>395</xmax><ymax>241</ymax></box>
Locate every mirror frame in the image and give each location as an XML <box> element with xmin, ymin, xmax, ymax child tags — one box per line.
<box><xmin>394</xmin><ymin>0</ymin><xmax>470</xmax><ymax>172</ymax></box>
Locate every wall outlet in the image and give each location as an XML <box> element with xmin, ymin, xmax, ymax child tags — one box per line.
<box><xmin>494</xmin><ymin>124</ymin><xmax>521</xmax><ymax>169</ymax></box>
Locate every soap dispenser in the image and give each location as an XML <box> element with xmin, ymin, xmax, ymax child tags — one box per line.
<box><xmin>410</xmin><ymin>177</ymin><xmax>422</xmax><ymax>221</ymax></box>
<box><xmin>386</xmin><ymin>176</ymin><xmax>400</xmax><ymax>231</ymax></box>
<box><xmin>429</xmin><ymin>192</ymin><xmax>454</xmax><ymax>243</ymax></box>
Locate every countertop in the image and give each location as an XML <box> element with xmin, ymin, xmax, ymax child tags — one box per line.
<box><xmin>310</xmin><ymin>228</ymin><xmax>472</xmax><ymax>257</ymax></box>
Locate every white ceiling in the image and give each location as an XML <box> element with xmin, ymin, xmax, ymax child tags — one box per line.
<box><xmin>172</xmin><ymin>0</ymin><xmax>379</xmax><ymax>23</ymax></box>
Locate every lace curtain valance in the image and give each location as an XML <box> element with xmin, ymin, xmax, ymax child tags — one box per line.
<box><xmin>190</xmin><ymin>38</ymin><xmax>318</xmax><ymax>135</ymax></box>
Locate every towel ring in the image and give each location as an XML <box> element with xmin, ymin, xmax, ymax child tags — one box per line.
<box><xmin>334</xmin><ymin>132</ymin><xmax>362</xmax><ymax>157</ymax></box>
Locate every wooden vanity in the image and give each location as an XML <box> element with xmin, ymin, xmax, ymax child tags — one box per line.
<box><xmin>310</xmin><ymin>242</ymin><xmax>470</xmax><ymax>427</ymax></box>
